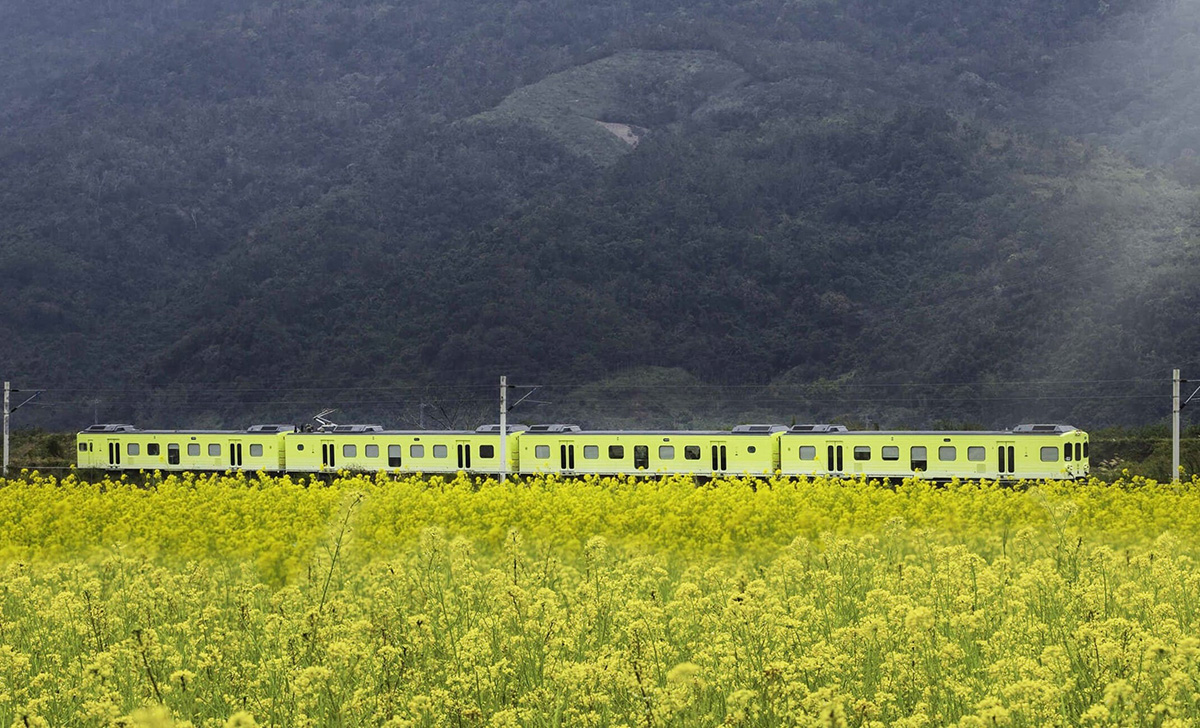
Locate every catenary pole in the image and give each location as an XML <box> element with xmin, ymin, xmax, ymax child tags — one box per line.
<box><xmin>2</xmin><ymin>381</ymin><xmax>8</xmax><ymax>479</ymax></box>
<box><xmin>1169</xmin><ymin>370</ymin><xmax>1200</xmax><ymax>482</ymax></box>
<box><xmin>1174</xmin><ymin>369</ymin><xmax>1181</xmax><ymax>483</ymax></box>
<box><xmin>499</xmin><ymin>375</ymin><xmax>508</xmax><ymax>485</ymax></box>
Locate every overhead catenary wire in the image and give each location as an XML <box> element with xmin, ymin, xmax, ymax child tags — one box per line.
<box><xmin>15</xmin><ymin>377</ymin><xmax>1172</xmax><ymax>392</ymax></box>
<box><xmin>3</xmin><ymin>373</ymin><xmax>1178</xmax><ymax>436</ymax></box>
<box><xmin>12</xmin><ymin>378</ymin><xmax>1174</xmax><ymax>404</ymax></box>
<box><xmin>14</xmin><ymin>394</ymin><xmax>1168</xmax><ymax>409</ymax></box>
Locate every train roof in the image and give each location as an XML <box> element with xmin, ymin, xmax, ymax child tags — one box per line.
<box><xmin>519</xmin><ymin>423</ymin><xmax>1080</xmax><ymax>436</ymax></box>
<box><xmin>519</xmin><ymin>429</ymin><xmax>785</xmax><ymax>436</ymax></box>
<box><xmin>780</xmin><ymin>428</ymin><xmax>1081</xmax><ymax>436</ymax></box>
<box><xmin>80</xmin><ymin>424</ymin><xmax>138</xmax><ymax>433</ymax></box>
<box><xmin>81</xmin><ymin>423</ymin><xmax>1081</xmax><ymax>436</ymax></box>
<box><xmin>289</xmin><ymin>429</ymin><xmax>481</xmax><ymax>436</ymax></box>
<box><xmin>80</xmin><ymin>429</ymin><xmax>255</xmax><ymax>435</ymax></box>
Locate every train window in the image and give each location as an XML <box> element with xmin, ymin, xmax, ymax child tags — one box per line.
<box><xmin>343</xmin><ymin>444</ymin><xmax>357</xmax><ymax>458</ymax></box>
<box><xmin>208</xmin><ymin>444</ymin><xmax>221</xmax><ymax>456</ymax></box>
<box><xmin>1040</xmin><ymin>447</ymin><xmax>1059</xmax><ymax>462</ymax></box>
<box><xmin>168</xmin><ymin>444</ymin><xmax>180</xmax><ymax>465</ymax></box>
<box><xmin>433</xmin><ymin>445</ymin><xmax>447</xmax><ymax>458</ymax></box>
<box><xmin>608</xmin><ymin>445</ymin><xmax>624</xmax><ymax>459</ymax></box>
<box><xmin>1075</xmin><ymin>442</ymin><xmax>1082</xmax><ymax>461</ymax></box>
<box><xmin>684</xmin><ymin>445</ymin><xmax>701</xmax><ymax>460</ymax></box>
<box><xmin>479</xmin><ymin>445</ymin><xmax>495</xmax><ymax>458</ymax></box>
<box><xmin>146</xmin><ymin>444</ymin><xmax>160</xmax><ymax>456</ymax></box>
<box><xmin>583</xmin><ymin>445</ymin><xmax>599</xmax><ymax>459</ymax></box>
<box><xmin>853</xmin><ymin>446</ymin><xmax>871</xmax><ymax>461</ymax></box>
<box><xmin>535</xmin><ymin>445</ymin><xmax>550</xmax><ymax>459</ymax></box>
<box><xmin>659</xmin><ymin>445</ymin><xmax>675</xmax><ymax>460</ymax></box>
<box><xmin>882</xmin><ymin>446</ymin><xmax>899</xmax><ymax>461</ymax></box>
<box><xmin>410</xmin><ymin>444</ymin><xmax>424</xmax><ymax>458</ymax></box>
<box><xmin>799</xmin><ymin>446</ymin><xmax>817</xmax><ymax>460</ymax></box>
<box><xmin>1063</xmin><ymin>444</ymin><xmax>1072</xmax><ymax>461</ymax></box>
<box><xmin>938</xmin><ymin>446</ymin><xmax>956</xmax><ymax>461</ymax></box>
<box><xmin>388</xmin><ymin>445</ymin><xmax>402</xmax><ymax>467</ymax></box>
<box><xmin>250</xmin><ymin>444</ymin><xmax>264</xmax><ymax>457</ymax></box>
<box><xmin>78</xmin><ymin>442</ymin><xmax>88</xmax><ymax>452</ymax></box>
<box><xmin>968</xmin><ymin>446</ymin><xmax>985</xmax><ymax>462</ymax></box>
<box><xmin>126</xmin><ymin>443</ymin><xmax>139</xmax><ymax>456</ymax></box>
<box><xmin>1083</xmin><ymin>442</ymin><xmax>1089</xmax><ymax>459</ymax></box>
<box><xmin>364</xmin><ymin>445</ymin><xmax>378</xmax><ymax>458</ymax></box>
<box><xmin>188</xmin><ymin>444</ymin><xmax>201</xmax><ymax>456</ymax></box>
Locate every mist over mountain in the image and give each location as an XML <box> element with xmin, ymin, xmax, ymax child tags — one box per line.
<box><xmin>1</xmin><ymin>0</ymin><xmax>1197</xmax><ymax>429</ymax></box>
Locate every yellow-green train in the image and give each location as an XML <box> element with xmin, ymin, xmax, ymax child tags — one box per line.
<box><xmin>77</xmin><ymin>421</ymin><xmax>1089</xmax><ymax>480</ymax></box>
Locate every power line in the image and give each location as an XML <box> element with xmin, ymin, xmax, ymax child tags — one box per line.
<box><xmin>483</xmin><ymin>394</ymin><xmax>1165</xmax><ymax>406</ymax></box>
<box><xmin>33</xmin><ymin>383</ymin><xmax>500</xmax><ymax>393</ymax></box>
<box><xmin>532</xmin><ymin>379</ymin><xmax>1166</xmax><ymax>389</ymax></box>
<box><xmin>20</xmin><ymin>377</ymin><xmax>1170</xmax><ymax>393</ymax></box>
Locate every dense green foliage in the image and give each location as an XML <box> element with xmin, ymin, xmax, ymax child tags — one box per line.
<box><xmin>1</xmin><ymin>0</ymin><xmax>1196</xmax><ymax>428</ymax></box>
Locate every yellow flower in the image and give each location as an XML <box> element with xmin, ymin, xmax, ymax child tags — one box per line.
<box><xmin>667</xmin><ymin>661</ymin><xmax>703</xmax><ymax>686</ymax></box>
<box><xmin>905</xmin><ymin>606</ymin><xmax>935</xmax><ymax>633</ymax></box>
<box><xmin>224</xmin><ymin>712</ymin><xmax>257</xmax><ymax>728</ymax></box>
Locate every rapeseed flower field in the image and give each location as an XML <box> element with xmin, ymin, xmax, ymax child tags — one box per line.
<box><xmin>2</xmin><ymin>471</ymin><xmax>1200</xmax><ymax>727</ymax></box>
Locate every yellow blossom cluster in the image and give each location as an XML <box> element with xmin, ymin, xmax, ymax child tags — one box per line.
<box><xmin>2</xmin><ymin>470</ymin><xmax>1200</xmax><ymax>726</ymax></box>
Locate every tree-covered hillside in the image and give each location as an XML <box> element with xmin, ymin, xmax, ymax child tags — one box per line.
<box><xmin>0</xmin><ymin>0</ymin><xmax>1195</xmax><ymax>428</ymax></box>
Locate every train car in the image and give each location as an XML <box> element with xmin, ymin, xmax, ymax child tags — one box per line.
<box><xmin>516</xmin><ymin>424</ymin><xmax>785</xmax><ymax>476</ymax></box>
<box><xmin>76</xmin><ymin>418</ymin><xmax>1089</xmax><ymax>482</ymax></box>
<box><xmin>76</xmin><ymin>424</ymin><xmax>294</xmax><ymax>471</ymax></box>
<box><xmin>283</xmin><ymin>424</ymin><xmax>525</xmax><ymax>474</ymax></box>
<box><xmin>779</xmin><ymin>423</ymin><xmax>1088</xmax><ymax>480</ymax></box>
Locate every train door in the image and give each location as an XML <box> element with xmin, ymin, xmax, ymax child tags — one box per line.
<box><xmin>634</xmin><ymin>445</ymin><xmax>649</xmax><ymax>470</ymax></box>
<box><xmin>107</xmin><ymin>439</ymin><xmax>121</xmax><ymax>469</ymax></box>
<box><xmin>997</xmin><ymin>440</ymin><xmax>1016</xmax><ymax>479</ymax></box>
<box><xmin>827</xmin><ymin>441</ymin><xmax>844</xmax><ymax>475</ymax></box>
<box><xmin>710</xmin><ymin>442</ymin><xmax>728</xmax><ymax>474</ymax></box>
<box><xmin>559</xmin><ymin>441</ymin><xmax>576</xmax><ymax>472</ymax></box>
<box><xmin>457</xmin><ymin>440</ymin><xmax>473</xmax><ymax>470</ymax></box>
<box><xmin>321</xmin><ymin>440</ymin><xmax>336</xmax><ymax>469</ymax></box>
<box><xmin>910</xmin><ymin>446</ymin><xmax>927</xmax><ymax>474</ymax></box>
<box><xmin>229</xmin><ymin>440</ymin><xmax>244</xmax><ymax>469</ymax></box>
<box><xmin>1061</xmin><ymin>440</ymin><xmax>1082</xmax><ymax>478</ymax></box>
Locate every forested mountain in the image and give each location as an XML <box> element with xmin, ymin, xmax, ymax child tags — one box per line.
<box><xmin>1</xmin><ymin>0</ymin><xmax>1197</xmax><ymax>428</ymax></box>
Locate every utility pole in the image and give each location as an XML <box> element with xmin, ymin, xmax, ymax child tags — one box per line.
<box><xmin>1173</xmin><ymin>370</ymin><xmax>1200</xmax><ymax>483</ymax></box>
<box><xmin>2</xmin><ymin>383</ymin><xmax>42</xmax><ymax>479</ymax></box>
<box><xmin>499</xmin><ymin>376</ymin><xmax>507</xmax><ymax>484</ymax></box>
<box><xmin>1174</xmin><ymin>369</ymin><xmax>1181</xmax><ymax>483</ymax></box>
<box><xmin>498</xmin><ymin>376</ymin><xmax>545</xmax><ymax>485</ymax></box>
<box><xmin>3</xmin><ymin>382</ymin><xmax>9</xmax><ymax>479</ymax></box>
